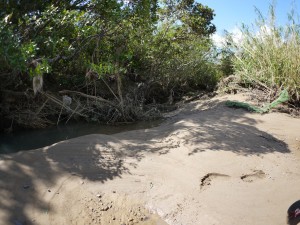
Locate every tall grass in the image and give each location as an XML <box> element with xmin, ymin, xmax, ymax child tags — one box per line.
<box><xmin>230</xmin><ymin>3</ymin><xmax>300</xmax><ymax>102</ymax></box>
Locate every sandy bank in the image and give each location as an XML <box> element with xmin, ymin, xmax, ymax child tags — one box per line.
<box><xmin>1</xmin><ymin>93</ymin><xmax>300</xmax><ymax>225</ymax></box>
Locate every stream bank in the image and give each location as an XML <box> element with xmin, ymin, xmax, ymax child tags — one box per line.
<box><xmin>1</xmin><ymin>92</ymin><xmax>300</xmax><ymax>225</ymax></box>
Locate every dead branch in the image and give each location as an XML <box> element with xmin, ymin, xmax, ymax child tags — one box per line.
<box><xmin>42</xmin><ymin>92</ymin><xmax>87</xmax><ymax>118</ymax></box>
<box><xmin>58</xmin><ymin>90</ymin><xmax>120</xmax><ymax>110</ymax></box>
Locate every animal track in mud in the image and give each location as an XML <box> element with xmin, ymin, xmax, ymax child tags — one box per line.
<box><xmin>240</xmin><ymin>170</ymin><xmax>266</xmax><ymax>183</ymax></box>
<box><xmin>200</xmin><ymin>173</ymin><xmax>230</xmax><ymax>190</ymax></box>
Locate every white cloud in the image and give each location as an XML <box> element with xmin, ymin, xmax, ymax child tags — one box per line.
<box><xmin>257</xmin><ymin>24</ymin><xmax>272</xmax><ymax>36</ymax></box>
<box><xmin>230</xmin><ymin>27</ymin><xmax>244</xmax><ymax>44</ymax></box>
<box><xmin>212</xmin><ymin>27</ymin><xmax>244</xmax><ymax>48</ymax></box>
<box><xmin>212</xmin><ymin>33</ymin><xmax>226</xmax><ymax>48</ymax></box>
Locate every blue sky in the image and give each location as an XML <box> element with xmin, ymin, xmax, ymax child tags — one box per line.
<box><xmin>198</xmin><ymin>0</ymin><xmax>298</xmax><ymax>35</ymax></box>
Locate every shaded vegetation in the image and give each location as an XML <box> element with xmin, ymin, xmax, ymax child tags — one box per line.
<box><xmin>0</xmin><ymin>0</ymin><xmax>219</xmax><ymax>131</ymax></box>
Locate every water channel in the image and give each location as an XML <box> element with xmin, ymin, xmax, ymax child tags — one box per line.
<box><xmin>0</xmin><ymin>120</ymin><xmax>162</xmax><ymax>154</ymax></box>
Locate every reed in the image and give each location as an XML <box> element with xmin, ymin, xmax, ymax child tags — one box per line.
<box><xmin>230</xmin><ymin>3</ymin><xmax>300</xmax><ymax>102</ymax></box>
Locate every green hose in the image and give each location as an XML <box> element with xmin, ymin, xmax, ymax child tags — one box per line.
<box><xmin>225</xmin><ymin>89</ymin><xmax>289</xmax><ymax>113</ymax></box>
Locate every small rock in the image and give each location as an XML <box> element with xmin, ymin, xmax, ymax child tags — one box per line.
<box><xmin>96</xmin><ymin>194</ymin><xmax>102</xmax><ymax>198</ymax></box>
<box><xmin>48</xmin><ymin>189</ymin><xmax>51</xmax><ymax>193</ymax></box>
<box><xmin>112</xmin><ymin>190</ymin><xmax>116</xmax><ymax>193</ymax></box>
<box><xmin>23</xmin><ymin>185</ymin><xmax>30</xmax><ymax>189</ymax></box>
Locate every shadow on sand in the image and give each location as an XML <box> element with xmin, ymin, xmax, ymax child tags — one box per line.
<box><xmin>0</xmin><ymin>99</ymin><xmax>291</xmax><ymax>225</ymax></box>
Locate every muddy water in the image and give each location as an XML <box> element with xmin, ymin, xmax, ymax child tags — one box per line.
<box><xmin>0</xmin><ymin>120</ymin><xmax>162</xmax><ymax>154</ymax></box>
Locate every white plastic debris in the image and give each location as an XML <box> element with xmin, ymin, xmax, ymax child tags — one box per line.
<box><xmin>33</xmin><ymin>75</ymin><xmax>43</xmax><ymax>95</ymax></box>
<box><xmin>62</xmin><ymin>95</ymin><xmax>72</xmax><ymax>106</ymax></box>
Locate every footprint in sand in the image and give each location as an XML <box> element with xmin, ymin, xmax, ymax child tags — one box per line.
<box><xmin>200</xmin><ymin>170</ymin><xmax>266</xmax><ymax>191</ymax></box>
<box><xmin>240</xmin><ymin>170</ymin><xmax>266</xmax><ymax>183</ymax></box>
<box><xmin>200</xmin><ymin>173</ymin><xmax>230</xmax><ymax>191</ymax></box>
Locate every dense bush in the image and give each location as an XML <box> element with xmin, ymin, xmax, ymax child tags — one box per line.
<box><xmin>0</xmin><ymin>0</ymin><xmax>220</xmax><ymax>128</ymax></box>
<box><xmin>0</xmin><ymin>0</ymin><xmax>218</xmax><ymax>95</ymax></box>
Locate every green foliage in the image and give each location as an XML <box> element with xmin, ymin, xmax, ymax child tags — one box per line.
<box><xmin>217</xmin><ymin>44</ymin><xmax>235</xmax><ymax>77</ymax></box>
<box><xmin>0</xmin><ymin>0</ymin><xmax>88</xmax><ymax>25</ymax></box>
<box><xmin>29</xmin><ymin>60</ymin><xmax>51</xmax><ymax>77</ymax></box>
<box><xmin>90</xmin><ymin>63</ymin><xmax>115</xmax><ymax>78</ymax></box>
<box><xmin>228</xmin><ymin>4</ymin><xmax>300</xmax><ymax>101</ymax></box>
<box><xmin>146</xmin><ymin>29</ymin><xmax>218</xmax><ymax>90</ymax></box>
<box><xmin>0</xmin><ymin>0</ymin><xmax>218</xmax><ymax>100</ymax></box>
<box><xmin>159</xmin><ymin>0</ymin><xmax>216</xmax><ymax>36</ymax></box>
<box><xmin>0</xmin><ymin>20</ymin><xmax>35</xmax><ymax>73</ymax></box>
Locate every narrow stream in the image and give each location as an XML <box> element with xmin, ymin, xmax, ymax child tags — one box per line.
<box><xmin>0</xmin><ymin>120</ymin><xmax>162</xmax><ymax>154</ymax></box>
